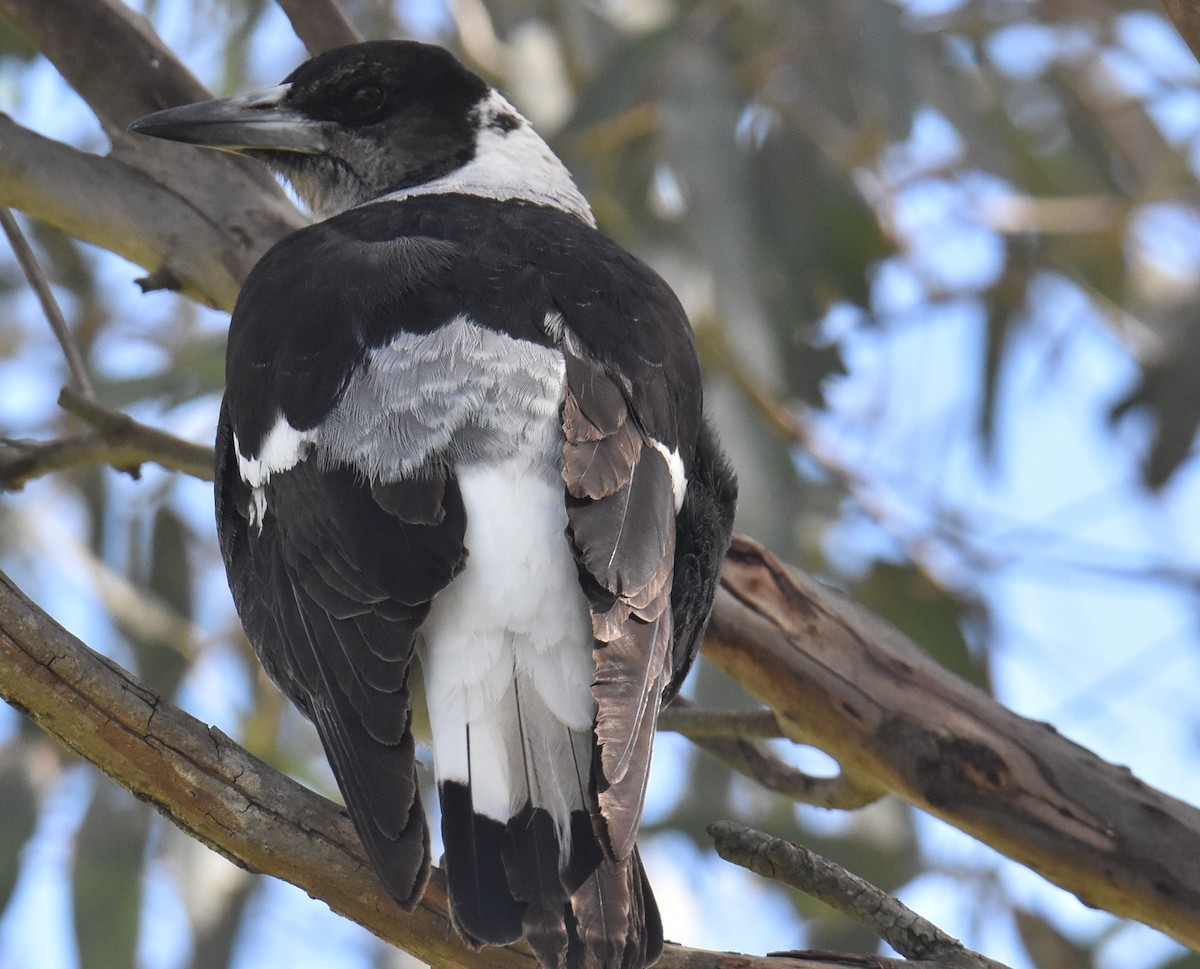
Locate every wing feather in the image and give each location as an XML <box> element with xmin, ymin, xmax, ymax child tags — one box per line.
<box><xmin>215</xmin><ymin>403</ymin><xmax>466</xmax><ymax>909</ymax></box>
<box><xmin>560</xmin><ymin>348</ymin><xmax>677</xmax><ymax>862</ymax></box>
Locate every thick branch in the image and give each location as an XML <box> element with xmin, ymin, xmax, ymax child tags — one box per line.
<box><xmin>0</xmin><ymin>0</ymin><xmax>208</xmax><ymax>133</ymax></box>
<box><xmin>0</xmin><ymin>0</ymin><xmax>303</xmax><ymax>310</ymax></box>
<box><xmin>276</xmin><ymin>0</ymin><xmax>362</xmax><ymax>54</ymax></box>
<box><xmin>0</xmin><ymin>567</ymin><xmax>987</xmax><ymax>969</ymax></box>
<box><xmin>0</xmin><ymin>115</ymin><xmax>290</xmax><ymax>310</ymax></box>
<box><xmin>706</xmin><ymin>536</ymin><xmax>1200</xmax><ymax>950</ymax></box>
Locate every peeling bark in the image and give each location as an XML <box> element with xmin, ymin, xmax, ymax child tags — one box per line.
<box><xmin>706</xmin><ymin>536</ymin><xmax>1200</xmax><ymax>951</ymax></box>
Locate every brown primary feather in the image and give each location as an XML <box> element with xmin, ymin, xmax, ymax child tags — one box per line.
<box><xmin>563</xmin><ymin>351</ymin><xmax>630</xmax><ymax>437</ymax></box>
<box><xmin>560</xmin><ymin>353</ymin><xmax>678</xmax><ymax>867</ymax></box>
<box><xmin>562</xmin><ymin>421</ymin><xmax>642</xmax><ymax>501</ymax></box>
<box><xmin>562</xmin><ymin>392</ymin><xmax>613</xmax><ymax>444</ymax></box>
<box><xmin>593</xmin><ymin>616</ymin><xmax>670</xmax><ymax>860</ymax></box>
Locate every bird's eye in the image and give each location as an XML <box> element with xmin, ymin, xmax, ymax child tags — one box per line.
<box><xmin>347</xmin><ymin>84</ymin><xmax>384</xmax><ymax>120</ymax></box>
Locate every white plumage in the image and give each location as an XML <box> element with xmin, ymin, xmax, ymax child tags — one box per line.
<box><xmin>420</xmin><ymin>449</ymin><xmax>596</xmax><ymax>855</ymax></box>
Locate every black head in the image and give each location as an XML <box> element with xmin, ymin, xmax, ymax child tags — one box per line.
<box><xmin>130</xmin><ymin>41</ymin><xmax>495</xmax><ymax>216</ymax></box>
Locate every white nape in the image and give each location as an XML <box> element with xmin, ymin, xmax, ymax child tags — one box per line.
<box><xmin>376</xmin><ymin>90</ymin><xmax>595</xmax><ymax>226</ymax></box>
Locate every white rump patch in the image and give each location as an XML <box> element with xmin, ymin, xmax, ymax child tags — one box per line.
<box><xmin>650</xmin><ymin>439</ymin><xmax>688</xmax><ymax>512</ymax></box>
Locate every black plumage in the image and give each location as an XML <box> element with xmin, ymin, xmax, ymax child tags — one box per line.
<box><xmin>133</xmin><ymin>40</ymin><xmax>736</xmax><ymax>969</ymax></box>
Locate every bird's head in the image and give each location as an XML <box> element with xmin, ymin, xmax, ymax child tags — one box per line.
<box><xmin>131</xmin><ymin>40</ymin><xmax>591</xmax><ymax>223</ymax></box>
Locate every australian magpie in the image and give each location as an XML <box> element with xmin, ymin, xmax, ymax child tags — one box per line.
<box><xmin>131</xmin><ymin>40</ymin><xmax>737</xmax><ymax>969</ymax></box>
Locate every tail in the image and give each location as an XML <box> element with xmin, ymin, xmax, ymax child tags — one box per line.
<box><xmin>433</xmin><ymin>678</ymin><xmax>663</xmax><ymax>969</ymax></box>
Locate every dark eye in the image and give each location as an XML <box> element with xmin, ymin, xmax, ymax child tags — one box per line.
<box><xmin>347</xmin><ymin>84</ymin><xmax>384</xmax><ymax>120</ymax></box>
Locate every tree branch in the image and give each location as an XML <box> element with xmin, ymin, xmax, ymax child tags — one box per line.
<box><xmin>706</xmin><ymin>536</ymin><xmax>1200</xmax><ymax>950</ymax></box>
<box><xmin>0</xmin><ymin>0</ymin><xmax>209</xmax><ymax>135</ymax></box>
<box><xmin>0</xmin><ymin>208</ymin><xmax>95</xmax><ymax>400</ymax></box>
<box><xmin>709</xmin><ymin>822</ymin><xmax>1011</xmax><ymax>969</ymax></box>
<box><xmin>660</xmin><ymin>700</ymin><xmax>784</xmax><ymax>739</ymax></box>
<box><xmin>1161</xmin><ymin>1</ymin><xmax>1200</xmax><ymax>66</ymax></box>
<box><xmin>0</xmin><ymin>389</ymin><xmax>214</xmax><ymax>491</ymax></box>
<box><xmin>0</xmin><ymin>115</ymin><xmax>294</xmax><ymax>310</ymax></box>
<box><xmin>276</xmin><ymin>0</ymin><xmax>361</xmax><ymax>54</ymax></box>
<box><xmin>0</xmin><ymin>0</ymin><xmax>303</xmax><ymax>310</ymax></box>
<box><xmin>0</xmin><ymin>566</ymin><xmax>994</xmax><ymax>969</ymax></box>
<box><xmin>661</xmin><ymin>699</ymin><xmax>884</xmax><ymax>810</ymax></box>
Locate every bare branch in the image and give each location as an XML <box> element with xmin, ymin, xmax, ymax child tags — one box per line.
<box><xmin>0</xmin><ymin>0</ymin><xmax>208</xmax><ymax>134</ymax></box>
<box><xmin>706</xmin><ymin>536</ymin><xmax>1200</xmax><ymax>950</ymax></box>
<box><xmin>0</xmin><ymin>567</ymin><xmax>991</xmax><ymax>969</ymax></box>
<box><xmin>0</xmin><ymin>116</ymin><xmax>295</xmax><ymax>310</ymax></box>
<box><xmin>660</xmin><ymin>699</ymin><xmax>783</xmax><ymax>739</ymax></box>
<box><xmin>691</xmin><ymin>733</ymin><xmax>883</xmax><ymax>811</ymax></box>
<box><xmin>0</xmin><ymin>0</ymin><xmax>303</xmax><ymax>310</ymax></box>
<box><xmin>0</xmin><ymin>390</ymin><xmax>214</xmax><ymax>491</ymax></box>
<box><xmin>1</xmin><ymin>433</ymin><xmax>138</xmax><ymax>490</ymax></box>
<box><xmin>0</xmin><ymin>208</ymin><xmax>95</xmax><ymax>399</ymax></box>
<box><xmin>57</xmin><ymin>387</ymin><xmax>214</xmax><ymax>480</ymax></box>
<box><xmin>661</xmin><ymin>698</ymin><xmax>885</xmax><ymax>810</ymax></box>
<box><xmin>276</xmin><ymin>0</ymin><xmax>361</xmax><ymax>54</ymax></box>
<box><xmin>709</xmin><ymin>822</ymin><xmax>1012</xmax><ymax>969</ymax></box>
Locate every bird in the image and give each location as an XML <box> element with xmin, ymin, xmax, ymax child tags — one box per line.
<box><xmin>130</xmin><ymin>40</ymin><xmax>737</xmax><ymax>969</ymax></box>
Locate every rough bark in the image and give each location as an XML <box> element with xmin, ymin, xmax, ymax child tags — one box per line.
<box><xmin>0</xmin><ymin>0</ymin><xmax>303</xmax><ymax>310</ymax></box>
<box><xmin>707</xmin><ymin>537</ymin><xmax>1200</xmax><ymax>951</ymax></box>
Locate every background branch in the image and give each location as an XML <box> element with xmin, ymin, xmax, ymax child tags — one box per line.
<box><xmin>0</xmin><ymin>208</ymin><xmax>94</xmax><ymax>399</ymax></box>
<box><xmin>276</xmin><ymin>0</ymin><xmax>361</xmax><ymax>53</ymax></box>
<box><xmin>661</xmin><ymin>698</ymin><xmax>884</xmax><ymax>809</ymax></box>
<box><xmin>0</xmin><ymin>389</ymin><xmax>214</xmax><ymax>491</ymax></box>
<box><xmin>1161</xmin><ymin>1</ymin><xmax>1200</xmax><ymax>65</ymax></box>
<box><xmin>709</xmin><ymin>822</ymin><xmax>1012</xmax><ymax>969</ymax></box>
<box><xmin>659</xmin><ymin>699</ymin><xmax>783</xmax><ymax>739</ymax></box>
<box><xmin>0</xmin><ymin>115</ymin><xmax>294</xmax><ymax>309</ymax></box>
<box><xmin>0</xmin><ymin>0</ymin><xmax>303</xmax><ymax>309</ymax></box>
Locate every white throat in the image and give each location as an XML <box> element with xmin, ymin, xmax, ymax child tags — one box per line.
<box><xmin>375</xmin><ymin>91</ymin><xmax>595</xmax><ymax>226</ymax></box>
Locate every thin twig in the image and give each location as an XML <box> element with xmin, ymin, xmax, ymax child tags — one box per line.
<box><xmin>662</xmin><ymin>698</ymin><xmax>885</xmax><ymax>809</ymax></box>
<box><xmin>659</xmin><ymin>701</ymin><xmax>784</xmax><ymax>739</ymax></box>
<box><xmin>1</xmin><ymin>434</ymin><xmax>140</xmax><ymax>490</ymax></box>
<box><xmin>0</xmin><ymin>207</ymin><xmax>95</xmax><ymax>399</ymax></box>
<box><xmin>694</xmin><ymin>735</ymin><xmax>883</xmax><ymax>810</ymax></box>
<box><xmin>708</xmin><ymin>822</ymin><xmax>1013</xmax><ymax>969</ymax></box>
